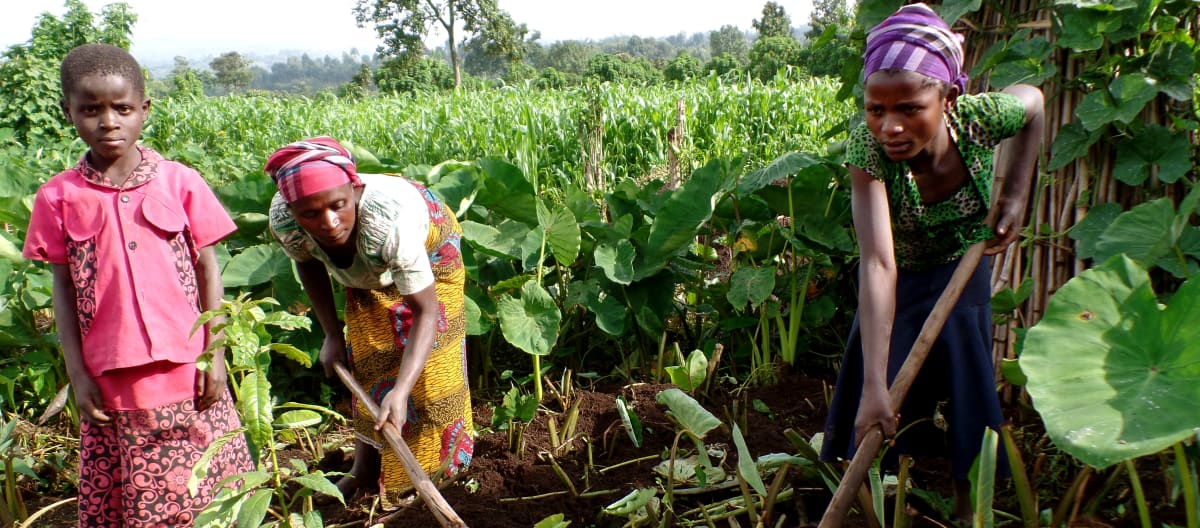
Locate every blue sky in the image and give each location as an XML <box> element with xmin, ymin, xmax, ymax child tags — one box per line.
<box><xmin>1</xmin><ymin>0</ymin><xmax>814</xmax><ymax>62</ymax></box>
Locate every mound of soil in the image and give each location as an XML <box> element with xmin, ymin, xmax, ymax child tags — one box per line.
<box><xmin>312</xmin><ymin>371</ymin><xmax>952</xmax><ymax>528</ymax></box>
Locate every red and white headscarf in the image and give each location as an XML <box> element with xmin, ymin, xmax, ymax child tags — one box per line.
<box><xmin>264</xmin><ymin>136</ymin><xmax>362</xmax><ymax>203</ymax></box>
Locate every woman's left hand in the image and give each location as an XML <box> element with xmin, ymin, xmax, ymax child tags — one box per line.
<box><xmin>376</xmin><ymin>389</ymin><xmax>409</xmax><ymax>432</ymax></box>
<box><xmin>985</xmin><ymin>198</ymin><xmax>1024</xmax><ymax>255</ymax></box>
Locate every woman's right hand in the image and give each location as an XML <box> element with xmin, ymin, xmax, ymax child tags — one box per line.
<box><xmin>72</xmin><ymin>374</ymin><xmax>111</xmax><ymax>426</ymax></box>
<box><xmin>854</xmin><ymin>384</ymin><xmax>898</xmax><ymax>445</ymax></box>
<box><xmin>319</xmin><ymin>334</ymin><xmax>347</xmax><ymax>378</ymax></box>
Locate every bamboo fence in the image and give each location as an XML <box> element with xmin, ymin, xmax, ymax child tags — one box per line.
<box><xmin>959</xmin><ymin>2</ymin><xmax>1196</xmax><ymax>383</ymax></box>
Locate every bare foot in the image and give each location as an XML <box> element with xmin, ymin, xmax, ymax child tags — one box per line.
<box><xmin>335</xmin><ymin>439</ymin><xmax>381</xmax><ymax>500</ymax></box>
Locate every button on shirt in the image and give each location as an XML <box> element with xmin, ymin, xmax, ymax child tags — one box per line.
<box><xmin>23</xmin><ymin>147</ymin><xmax>237</xmax><ymax>376</ymax></box>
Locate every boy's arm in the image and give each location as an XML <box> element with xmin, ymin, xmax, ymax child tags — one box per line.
<box><xmin>987</xmin><ymin>84</ymin><xmax>1045</xmax><ymax>255</ymax></box>
<box><xmin>194</xmin><ymin>245</ymin><xmax>228</xmax><ymax>410</ymax></box>
<box><xmin>52</xmin><ymin>264</ymin><xmax>110</xmax><ymax>425</ymax></box>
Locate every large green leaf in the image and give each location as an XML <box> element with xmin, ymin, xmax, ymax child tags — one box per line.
<box><xmin>0</xmin><ymin>232</ymin><xmax>22</xmax><ymax>262</ymax></box>
<box><xmin>1112</xmin><ymin>124</ymin><xmax>1192</xmax><ymax>185</ymax></box>
<box><xmin>461</xmin><ymin>219</ymin><xmax>531</xmax><ymax>260</ymax></box>
<box><xmin>238</xmin><ymin>370</ymin><xmax>274</xmax><ymax>454</ymax></box>
<box><xmin>1047</xmin><ymin>121</ymin><xmax>1105</xmax><ymax>171</ymax></box>
<box><xmin>1021</xmin><ymin>255</ymin><xmax>1200</xmax><ymax>468</ymax></box>
<box><xmin>728</xmin><ymin>266</ymin><xmax>776</xmax><ymax>311</ymax></box>
<box><xmin>595</xmin><ymin>240</ymin><xmax>636</xmax><ymax>285</ymax></box>
<box><xmin>234</xmin><ymin>489</ymin><xmax>273</xmax><ymax>528</ymax></box>
<box><xmin>537</xmin><ymin>200</ymin><xmax>581</xmax><ymax>267</ymax></box>
<box><xmin>634</xmin><ymin>161</ymin><xmax>723</xmax><ymax>280</ymax></box>
<box><xmin>732</xmin><ymin>423</ymin><xmax>768</xmax><ymax>497</ymax></box>
<box><xmin>935</xmin><ymin>0</ymin><xmax>982</xmax><ymax>25</ymax></box>
<box><xmin>476</xmin><ymin>159</ymin><xmax>538</xmax><ymax>226</ymax></box>
<box><xmin>1076</xmin><ymin>74</ymin><xmax>1159</xmax><ymax>131</ymax></box>
<box><xmin>1068</xmin><ymin>203</ymin><xmax>1124</xmax><ymax>261</ymax></box>
<box><xmin>1093</xmin><ymin>198</ymin><xmax>1176</xmax><ymax>268</ymax></box>
<box><xmin>1056</xmin><ymin>7</ymin><xmax>1121</xmax><ymax>51</ymax></box>
<box><xmin>665</xmin><ymin>349</ymin><xmax>709</xmax><ymax>391</ymax></box>
<box><xmin>988</xmin><ymin>37</ymin><xmax>1056</xmax><ymax>88</ymax></box>
<box><xmin>656</xmin><ymin>388</ymin><xmax>721</xmax><ymax>438</ymax></box>
<box><xmin>222</xmin><ymin>244</ymin><xmax>292</xmax><ymax>288</ymax></box>
<box><xmin>497</xmin><ymin>279</ymin><xmax>561</xmax><ymax>357</ymax></box>
<box><xmin>736</xmin><ymin>152</ymin><xmax>822</xmax><ymax>196</ymax></box>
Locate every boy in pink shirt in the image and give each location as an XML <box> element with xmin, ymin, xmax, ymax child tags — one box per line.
<box><xmin>22</xmin><ymin>43</ymin><xmax>253</xmax><ymax>526</ymax></box>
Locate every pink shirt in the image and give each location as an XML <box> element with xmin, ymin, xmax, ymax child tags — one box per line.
<box><xmin>23</xmin><ymin>147</ymin><xmax>236</xmax><ymax>377</ymax></box>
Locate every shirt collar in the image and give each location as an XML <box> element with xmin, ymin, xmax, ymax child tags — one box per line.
<box><xmin>75</xmin><ymin>145</ymin><xmax>162</xmax><ymax>189</ymax></box>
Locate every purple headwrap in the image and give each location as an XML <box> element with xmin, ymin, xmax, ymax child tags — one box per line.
<box><xmin>863</xmin><ymin>3</ymin><xmax>967</xmax><ymax>93</ymax></box>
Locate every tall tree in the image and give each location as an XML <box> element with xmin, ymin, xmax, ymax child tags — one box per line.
<box><xmin>353</xmin><ymin>0</ymin><xmax>524</xmax><ymax>88</ymax></box>
<box><xmin>753</xmin><ymin>1</ymin><xmax>793</xmax><ymax>40</ymax></box>
<box><xmin>806</xmin><ymin>0</ymin><xmax>852</xmax><ymax>40</ymax></box>
<box><xmin>709</xmin><ymin>25</ymin><xmax>749</xmax><ymax>65</ymax></box>
<box><xmin>0</xmin><ymin>0</ymin><xmax>137</xmax><ymax>142</ymax></box>
<box><xmin>210</xmin><ymin>51</ymin><xmax>253</xmax><ymax>94</ymax></box>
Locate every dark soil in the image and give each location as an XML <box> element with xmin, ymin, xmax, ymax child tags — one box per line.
<box><xmin>310</xmin><ymin>371</ymin><xmax>966</xmax><ymax>528</ymax></box>
<box><xmin>18</xmin><ymin>370</ymin><xmax>1193</xmax><ymax>527</ymax></box>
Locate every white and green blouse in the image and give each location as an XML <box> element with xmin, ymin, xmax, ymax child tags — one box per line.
<box><xmin>269</xmin><ymin>173</ymin><xmax>435</xmax><ymax>295</ymax></box>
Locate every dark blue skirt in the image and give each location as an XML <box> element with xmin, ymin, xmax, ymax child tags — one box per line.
<box><xmin>819</xmin><ymin>256</ymin><xmax>1005</xmax><ymax>480</ymax></box>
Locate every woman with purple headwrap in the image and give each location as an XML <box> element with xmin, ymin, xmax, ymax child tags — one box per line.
<box><xmin>819</xmin><ymin>3</ymin><xmax>1044</xmax><ymax>522</ymax></box>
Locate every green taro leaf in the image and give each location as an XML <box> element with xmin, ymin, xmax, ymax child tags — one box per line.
<box><xmin>461</xmin><ymin>219</ymin><xmax>532</xmax><ymax>260</ymax></box>
<box><xmin>1093</xmin><ymin>198</ymin><xmax>1176</xmax><ymax>268</ymax></box>
<box><xmin>537</xmin><ymin>200</ymin><xmax>581</xmax><ymax>267</ymax></box>
<box><xmin>476</xmin><ymin>159</ymin><xmax>538</xmax><ymax>227</ymax></box>
<box><xmin>221</xmin><ymin>244</ymin><xmax>293</xmax><ymax>288</ymax></box>
<box><xmin>604</xmin><ymin>488</ymin><xmax>657</xmax><ymax>516</ymax></box>
<box><xmin>737</xmin><ymin>151</ymin><xmax>823</xmax><ymax>196</ymax></box>
<box><xmin>275</xmin><ymin>409</ymin><xmax>322</xmax><ymax>429</ymax></box>
<box><xmin>728</xmin><ymin>266</ymin><xmax>777</xmax><ymax>311</ymax></box>
<box><xmin>497</xmin><ymin>279</ymin><xmax>561</xmax><ymax>357</ymax></box>
<box><xmin>533</xmin><ymin>513</ymin><xmax>571</xmax><ymax>528</ymax></box>
<box><xmin>665</xmin><ymin>349</ymin><xmax>709</xmax><ymax>391</ymax></box>
<box><xmin>1112</xmin><ymin>124</ymin><xmax>1192</xmax><ymax>185</ymax></box>
<box><xmin>1069</xmin><ymin>202</ymin><xmax>1125</xmax><ymax>260</ymax></box>
<box><xmin>732</xmin><ymin>423</ymin><xmax>768</xmax><ymax>496</ymax></box>
<box><xmin>1021</xmin><ymin>255</ymin><xmax>1200</xmax><ymax>468</ymax></box>
<box><xmin>615</xmin><ymin>395</ymin><xmax>644</xmax><ymax>448</ymax></box>
<box><xmin>634</xmin><ymin>160</ymin><xmax>724</xmax><ymax>281</ymax></box>
<box><xmin>656</xmin><ymin>388</ymin><xmax>721</xmax><ymax>438</ymax></box>
<box><xmin>595</xmin><ymin>240</ymin><xmax>636</xmax><ymax>285</ymax></box>
<box><xmin>464</xmin><ymin>293</ymin><xmax>492</xmax><ymax>336</ymax></box>
<box><xmin>586</xmin><ymin>290</ymin><xmax>627</xmax><ymax>336</ymax></box>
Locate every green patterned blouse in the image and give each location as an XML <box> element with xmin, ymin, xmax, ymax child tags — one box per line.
<box><xmin>845</xmin><ymin>92</ymin><xmax>1027</xmax><ymax>270</ymax></box>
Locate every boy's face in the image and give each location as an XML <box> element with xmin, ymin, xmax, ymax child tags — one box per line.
<box><xmin>61</xmin><ymin>73</ymin><xmax>150</xmax><ymax>169</ymax></box>
<box><xmin>863</xmin><ymin>70</ymin><xmax>955</xmax><ymax>162</ymax></box>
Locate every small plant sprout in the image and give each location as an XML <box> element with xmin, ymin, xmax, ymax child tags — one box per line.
<box><xmin>615</xmin><ymin>395</ymin><xmax>644</xmax><ymax>448</ymax></box>
<box><xmin>490</xmin><ymin>385</ymin><xmax>539</xmax><ymax>457</ymax></box>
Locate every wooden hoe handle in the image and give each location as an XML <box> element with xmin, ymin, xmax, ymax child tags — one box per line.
<box><xmin>332</xmin><ymin>362</ymin><xmax>468</xmax><ymax>528</ymax></box>
<box><xmin>818</xmin><ymin>242</ymin><xmax>987</xmax><ymax>528</ymax></box>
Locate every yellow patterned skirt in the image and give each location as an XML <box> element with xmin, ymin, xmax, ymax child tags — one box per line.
<box><xmin>344</xmin><ymin>187</ymin><xmax>473</xmax><ymax>509</ymax></box>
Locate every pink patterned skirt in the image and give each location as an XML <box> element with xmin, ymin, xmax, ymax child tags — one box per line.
<box><xmin>79</xmin><ymin>363</ymin><xmax>254</xmax><ymax>527</ymax></box>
